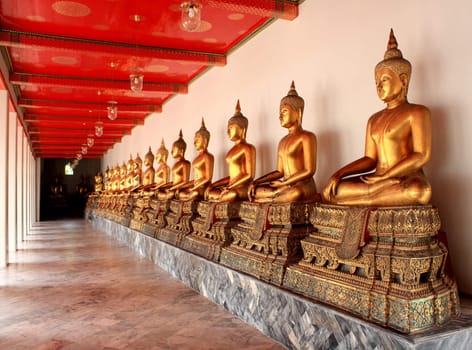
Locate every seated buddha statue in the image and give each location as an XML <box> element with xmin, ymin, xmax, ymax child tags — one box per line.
<box><xmin>125</xmin><ymin>155</ymin><xmax>135</xmax><ymax>190</ymax></box>
<box><xmin>111</xmin><ymin>164</ymin><xmax>120</xmax><ymax>192</ymax></box>
<box><xmin>205</xmin><ymin>100</ymin><xmax>256</xmax><ymax>202</ymax></box>
<box><xmin>157</xmin><ymin>130</ymin><xmax>191</xmax><ymax>200</ymax></box>
<box><xmin>140</xmin><ymin>147</ymin><xmax>155</xmax><ymax>190</ymax></box>
<box><xmin>178</xmin><ymin>119</ymin><xmax>214</xmax><ymax>201</ymax></box>
<box><xmin>94</xmin><ymin>172</ymin><xmax>104</xmax><ymax>193</ymax></box>
<box><xmin>132</xmin><ymin>153</ymin><xmax>143</xmax><ymax>189</ymax></box>
<box><xmin>248</xmin><ymin>81</ymin><xmax>318</xmax><ymax>203</ymax></box>
<box><xmin>119</xmin><ymin>162</ymin><xmax>128</xmax><ymax>192</ymax></box>
<box><xmin>152</xmin><ymin>139</ymin><xmax>171</xmax><ymax>191</ymax></box>
<box><xmin>323</xmin><ymin>29</ymin><xmax>432</xmax><ymax>206</ymax></box>
<box><xmin>104</xmin><ymin>167</ymin><xmax>111</xmax><ymax>192</ymax></box>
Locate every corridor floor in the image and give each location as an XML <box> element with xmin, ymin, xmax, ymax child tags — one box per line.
<box><xmin>0</xmin><ymin>220</ymin><xmax>286</xmax><ymax>350</ymax></box>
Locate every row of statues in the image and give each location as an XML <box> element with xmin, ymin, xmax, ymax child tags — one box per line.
<box><xmin>89</xmin><ymin>30</ymin><xmax>459</xmax><ymax>334</ymax></box>
<box><xmin>95</xmin><ymin>29</ymin><xmax>432</xmax><ymax>208</ymax></box>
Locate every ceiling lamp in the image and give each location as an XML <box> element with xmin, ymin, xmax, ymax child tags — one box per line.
<box><xmin>180</xmin><ymin>1</ymin><xmax>202</xmax><ymax>32</ymax></box>
<box><xmin>130</xmin><ymin>14</ymin><xmax>144</xmax><ymax>93</ymax></box>
<box><xmin>81</xmin><ymin>146</ymin><xmax>88</xmax><ymax>155</ymax></box>
<box><xmin>107</xmin><ymin>101</ymin><xmax>118</xmax><ymax>120</ymax></box>
<box><xmin>87</xmin><ymin>135</ymin><xmax>94</xmax><ymax>147</ymax></box>
<box><xmin>108</xmin><ymin>62</ymin><xmax>119</xmax><ymax>118</ymax></box>
<box><xmin>95</xmin><ymin>121</ymin><xmax>104</xmax><ymax>137</ymax></box>
<box><xmin>130</xmin><ymin>73</ymin><xmax>144</xmax><ymax>93</ymax></box>
<box><xmin>76</xmin><ymin>153</ymin><xmax>83</xmax><ymax>161</ymax></box>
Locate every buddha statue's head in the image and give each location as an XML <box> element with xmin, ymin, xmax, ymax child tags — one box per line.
<box><xmin>156</xmin><ymin>139</ymin><xmax>169</xmax><ymax>164</ymax></box>
<box><xmin>194</xmin><ymin>118</ymin><xmax>210</xmax><ymax>151</ymax></box>
<box><xmin>134</xmin><ymin>153</ymin><xmax>142</xmax><ymax>171</ymax></box>
<box><xmin>144</xmin><ymin>146</ymin><xmax>154</xmax><ymax>167</ymax></box>
<box><xmin>280</xmin><ymin>81</ymin><xmax>304</xmax><ymax>126</ymax></box>
<box><xmin>172</xmin><ymin>129</ymin><xmax>187</xmax><ymax>158</ymax></box>
<box><xmin>375</xmin><ymin>29</ymin><xmax>412</xmax><ymax>96</ymax></box>
<box><xmin>228</xmin><ymin>100</ymin><xmax>248</xmax><ymax>140</ymax></box>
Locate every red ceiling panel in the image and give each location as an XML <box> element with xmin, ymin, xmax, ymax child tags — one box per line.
<box><xmin>0</xmin><ymin>0</ymin><xmax>302</xmax><ymax>159</ymax></box>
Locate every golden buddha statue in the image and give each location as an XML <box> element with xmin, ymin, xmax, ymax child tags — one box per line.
<box><xmin>125</xmin><ymin>155</ymin><xmax>135</xmax><ymax>190</ymax></box>
<box><xmin>132</xmin><ymin>153</ymin><xmax>143</xmax><ymax>189</ymax></box>
<box><xmin>152</xmin><ymin>139</ymin><xmax>171</xmax><ymax>191</ymax></box>
<box><xmin>119</xmin><ymin>162</ymin><xmax>128</xmax><ymax>191</ymax></box>
<box><xmin>248</xmin><ymin>81</ymin><xmax>318</xmax><ymax>203</ymax></box>
<box><xmin>205</xmin><ymin>100</ymin><xmax>256</xmax><ymax>202</ymax></box>
<box><xmin>112</xmin><ymin>165</ymin><xmax>121</xmax><ymax>192</ymax></box>
<box><xmin>94</xmin><ymin>172</ymin><xmax>104</xmax><ymax>193</ymax></box>
<box><xmin>323</xmin><ymin>29</ymin><xmax>432</xmax><ymax>206</ymax></box>
<box><xmin>142</xmin><ymin>147</ymin><xmax>155</xmax><ymax>187</ymax></box>
<box><xmin>179</xmin><ymin>119</ymin><xmax>214</xmax><ymax>201</ymax></box>
<box><xmin>157</xmin><ymin>130</ymin><xmax>191</xmax><ymax>200</ymax></box>
<box><xmin>104</xmin><ymin>166</ymin><xmax>111</xmax><ymax>192</ymax></box>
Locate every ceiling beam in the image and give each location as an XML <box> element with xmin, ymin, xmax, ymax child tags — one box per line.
<box><xmin>206</xmin><ymin>0</ymin><xmax>299</xmax><ymax>20</ymax></box>
<box><xmin>19</xmin><ymin>98</ymin><xmax>161</xmax><ymax>114</ymax></box>
<box><xmin>0</xmin><ymin>31</ymin><xmax>226</xmax><ymax>66</ymax></box>
<box><xmin>11</xmin><ymin>73</ymin><xmax>188</xmax><ymax>94</ymax></box>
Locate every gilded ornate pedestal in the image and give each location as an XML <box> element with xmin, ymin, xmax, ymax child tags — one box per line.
<box><xmin>129</xmin><ymin>193</ymin><xmax>152</xmax><ymax>232</ymax></box>
<box><xmin>283</xmin><ymin>204</ymin><xmax>460</xmax><ymax>333</ymax></box>
<box><xmin>141</xmin><ymin>198</ymin><xmax>170</xmax><ymax>238</ymax></box>
<box><xmin>181</xmin><ymin>201</ymin><xmax>241</xmax><ymax>262</ymax></box>
<box><xmin>220</xmin><ymin>201</ymin><xmax>314</xmax><ymax>285</ymax></box>
<box><xmin>158</xmin><ymin>200</ymin><xmax>198</xmax><ymax>247</ymax></box>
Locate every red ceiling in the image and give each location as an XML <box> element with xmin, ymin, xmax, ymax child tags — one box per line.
<box><xmin>0</xmin><ymin>0</ymin><xmax>301</xmax><ymax>159</ymax></box>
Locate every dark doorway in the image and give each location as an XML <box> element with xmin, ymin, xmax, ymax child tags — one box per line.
<box><xmin>40</xmin><ymin>158</ymin><xmax>101</xmax><ymax>220</ymax></box>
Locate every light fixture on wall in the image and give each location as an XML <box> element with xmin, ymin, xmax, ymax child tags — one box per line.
<box><xmin>76</xmin><ymin>153</ymin><xmax>83</xmax><ymax>161</ymax></box>
<box><xmin>81</xmin><ymin>145</ymin><xmax>88</xmax><ymax>155</ymax></box>
<box><xmin>180</xmin><ymin>1</ymin><xmax>202</xmax><ymax>32</ymax></box>
<box><xmin>130</xmin><ymin>14</ymin><xmax>144</xmax><ymax>93</ymax></box>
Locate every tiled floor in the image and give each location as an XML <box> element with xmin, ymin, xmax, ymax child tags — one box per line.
<box><xmin>0</xmin><ymin>220</ymin><xmax>286</xmax><ymax>350</ymax></box>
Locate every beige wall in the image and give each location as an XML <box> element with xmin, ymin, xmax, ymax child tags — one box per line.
<box><xmin>104</xmin><ymin>0</ymin><xmax>472</xmax><ymax>294</ymax></box>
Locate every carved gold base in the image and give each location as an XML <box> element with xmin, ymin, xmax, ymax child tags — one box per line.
<box><xmin>164</xmin><ymin>200</ymin><xmax>198</xmax><ymax>234</ymax></box>
<box><xmin>181</xmin><ymin>201</ymin><xmax>242</xmax><ymax>262</ymax></box>
<box><xmin>283</xmin><ymin>203</ymin><xmax>460</xmax><ymax>333</ymax></box>
<box><xmin>156</xmin><ymin>228</ymin><xmax>188</xmax><ymax>247</ymax></box>
<box><xmin>283</xmin><ymin>264</ymin><xmax>459</xmax><ymax>333</ymax></box>
<box><xmin>181</xmin><ymin>235</ymin><xmax>224</xmax><ymax>262</ymax></box>
<box><xmin>220</xmin><ymin>201</ymin><xmax>314</xmax><ymax>285</ymax></box>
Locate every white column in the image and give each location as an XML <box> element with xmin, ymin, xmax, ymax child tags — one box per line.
<box><xmin>16</xmin><ymin>127</ymin><xmax>23</xmax><ymax>246</ymax></box>
<box><xmin>0</xmin><ymin>90</ymin><xmax>8</xmax><ymax>267</ymax></box>
<box><xmin>22</xmin><ymin>136</ymin><xmax>27</xmax><ymax>238</ymax></box>
<box><xmin>35</xmin><ymin>158</ymin><xmax>40</xmax><ymax>223</ymax></box>
<box><xmin>8</xmin><ymin>112</ymin><xmax>17</xmax><ymax>253</ymax></box>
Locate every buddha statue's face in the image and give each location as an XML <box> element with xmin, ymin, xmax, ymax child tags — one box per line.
<box><xmin>375</xmin><ymin>67</ymin><xmax>406</xmax><ymax>103</ymax></box>
<box><xmin>172</xmin><ymin>145</ymin><xmax>184</xmax><ymax>159</ymax></box>
<box><xmin>227</xmin><ymin>122</ymin><xmax>243</xmax><ymax>142</ymax></box>
<box><xmin>194</xmin><ymin>133</ymin><xmax>208</xmax><ymax>152</ymax></box>
<box><xmin>279</xmin><ymin>103</ymin><xmax>299</xmax><ymax>129</ymax></box>
<box><xmin>144</xmin><ymin>156</ymin><xmax>152</xmax><ymax>167</ymax></box>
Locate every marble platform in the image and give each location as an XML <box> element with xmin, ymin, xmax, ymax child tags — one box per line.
<box><xmin>92</xmin><ymin>215</ymin><xmax>472</xmax><ymax>350</ymax></box>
